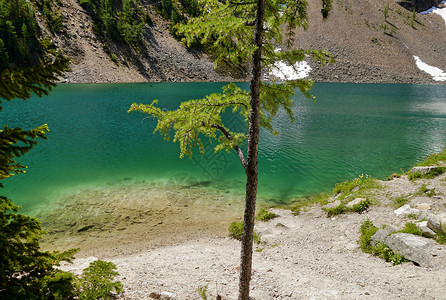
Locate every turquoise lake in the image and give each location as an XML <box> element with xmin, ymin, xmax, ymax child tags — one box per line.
<box><xmin>2</xmin><ymin>82</ymin><xmax>446</xmax><ymax>212</ymax></box>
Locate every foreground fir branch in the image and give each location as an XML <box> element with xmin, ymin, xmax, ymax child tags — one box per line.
<box><xmin>1</xmin><ymin>59</ymin><xmax>123</xmax><ymax>299</ymax></box>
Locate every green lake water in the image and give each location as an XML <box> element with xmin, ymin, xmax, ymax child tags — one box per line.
<box><xmin>2</xmin><ymin>82</ymin><xmax>446</xmax><ymax>212</ymax></box>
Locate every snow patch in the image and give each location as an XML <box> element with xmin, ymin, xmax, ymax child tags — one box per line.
<box><xmin>413</xmin><ymin>56</ymin><xmax>446</xmax><ymax>81</ymax></box>
<box><xmin>270</xmin><ymin>61</ymin><xmax>312</xmax><ymax>80</ymax></box>
<box><xmin>421</xmin><ymin>1</ymin><xmax>446</xmax><ymax>26</ymax></box>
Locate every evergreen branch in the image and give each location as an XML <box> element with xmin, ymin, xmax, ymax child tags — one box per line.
<box><xmin>208</xmin><ymin>123</ymin><xmax>247</xmax><ymax>168</ymax></box>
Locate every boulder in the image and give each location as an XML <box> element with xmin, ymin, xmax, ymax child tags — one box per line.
<box><xmin>410</xmin><ymin>166</ymin><xmax>438</xmax><ymax>175</ymax></box>
<box><xmin>416</xmin><ymin>221</ymin><xmax>437</xmax><ymax>238</ymax></box>
<box><xmin>385</xmin><ymin>233</ymin><xmax>434</xmax><ymax>267</ymax></box>
<box><xmin>415</xmin><ymin>203</ymin><xmax>431</xmax><ymax>211</ymax></box>
<box><xmin>346</xmin><ymin>198</ymin><xmax>366</xmax><ymax>209</ymax></box>
<box><xmin>394</xmin><ymin>205</ymin><xmax>420</xmax><ymax>217</ymax></box>
<box><xmin>370</xmin><ymin>225</ymin><xmax>397</xmax><ymax>247</ymax></box>
<box><xmin>427</xmin><ymin>217</ymin><xmax>444</xmax><ymax>234</ymax></box>
<box><xmin>322</xmin><ymin>200</ymin><xmax>341</xmax><ymax>210</ymax></box>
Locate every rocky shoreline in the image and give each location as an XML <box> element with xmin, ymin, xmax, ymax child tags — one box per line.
<box><xmin>52</xmin><ymin>155</ymin><xmax>446</xmax><ymax>299</ymax></box>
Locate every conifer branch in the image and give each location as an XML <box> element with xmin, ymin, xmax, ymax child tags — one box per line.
<box><xmin>208</xmin><ymin>123</ymin><xmax>247</xmax><ymax>168</ymax></box>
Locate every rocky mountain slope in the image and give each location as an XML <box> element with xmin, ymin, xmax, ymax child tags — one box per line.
<box><xmin>39</xmin><ymin>0</ymin><xmax>446</xmax><ymax>83</ymax></box>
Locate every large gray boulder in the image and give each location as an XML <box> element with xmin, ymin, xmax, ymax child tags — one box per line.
<box><xmin>385</xmin><ymin>233</ymin><xmax>434</xmax><ymax>267</ymax></box>
<box><xmin>410</xmin><ymin>166</ymin><xmax>442</xmax><ymax>175</ymax></box>
<box><xmin>370</xmin><ymin>226</ymin><xmax>397</xmax><ymax>247</ymax></box>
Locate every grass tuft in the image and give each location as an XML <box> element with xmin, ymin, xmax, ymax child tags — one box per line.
<box><xmin>228</xmin><ymin>221</ymin><xmax>261</xmax><ymax>244</ymax></box>
<box><xmin>392</xmin><ymin>196</ymin><xmax>409</xmax><ymax>209</ymax></box>
<box><xmin>397</xmin><ymin>222</ymin><xmax>423</xmax><ymax>236</ymax></box>
<box><xmin>255</xmin><ymin>208</ymin><xmax>278</xmax><ymax>222</ymax></box>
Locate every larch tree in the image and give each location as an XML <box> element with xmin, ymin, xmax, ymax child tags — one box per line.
<box><xmin>129</xmin><ymin>0</ymin><xmax>334</xmax><ymax>299</ymax></box>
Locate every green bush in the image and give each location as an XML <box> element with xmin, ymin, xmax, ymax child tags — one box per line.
<box><xmin>359</xmin><ymin>219</ymin><xmax>379</xmax><ymax>253</ymax></box>
<box><xmin>324</xmin><ymin>204</ymin><xmax>347</xmax><ymax>217</ymax></box>
<box><xmin>76</xmin><ymin>260</ymin><xmax>124</xmax><ymax>299</ymax></box>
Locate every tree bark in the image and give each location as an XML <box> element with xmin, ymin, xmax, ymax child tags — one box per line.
<box><xmin>237</xmin><ymin>0</ymin><xmax>265</xmax><ymax>299</ymax></box>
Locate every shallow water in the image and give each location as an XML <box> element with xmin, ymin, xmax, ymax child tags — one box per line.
<box><xmin>2</xmin><ymin>82</ymin><xmax>446</xmax><ymax>214</ymax></box>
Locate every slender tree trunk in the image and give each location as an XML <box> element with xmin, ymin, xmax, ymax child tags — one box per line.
<box><xmin>237</xmin><ymin>0</ymin><xmax>265</xmax><ymax>299</ymax></box>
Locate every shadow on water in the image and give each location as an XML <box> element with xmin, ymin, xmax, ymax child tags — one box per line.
<box><xmin>184</xmin><ymin>180</ymin><xmax>213</xmax><ymax>188</ymax></box>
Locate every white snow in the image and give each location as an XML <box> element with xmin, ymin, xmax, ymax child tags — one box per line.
<box><xmin>421</xmin><ymin>1</ymin><xmax>446</xmax><ymax>26</ymax></box>
<box><xmin>270</xmin><ymin>60</ymin><xmax>312</xmax><ymax>80</ymax></box>
<box><xmin>413</xmin><ymin>56</ymin><xmax>446</xmax><ymax>81</ymax></box>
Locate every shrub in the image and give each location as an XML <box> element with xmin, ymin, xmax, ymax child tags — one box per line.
<box><xmin>383</xmin><ymin>1</ymin><xmax>389</xmax><ymax>20</ymax></box>
<box><xmin>76</xmin><ymin>260</ymin><xmax>124</xmax><ymax>299</ymax></box>
<box><xmin>359</xmin><ymin>219</ymin><xmax>379</xmax><ymax>253</ymax></box>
